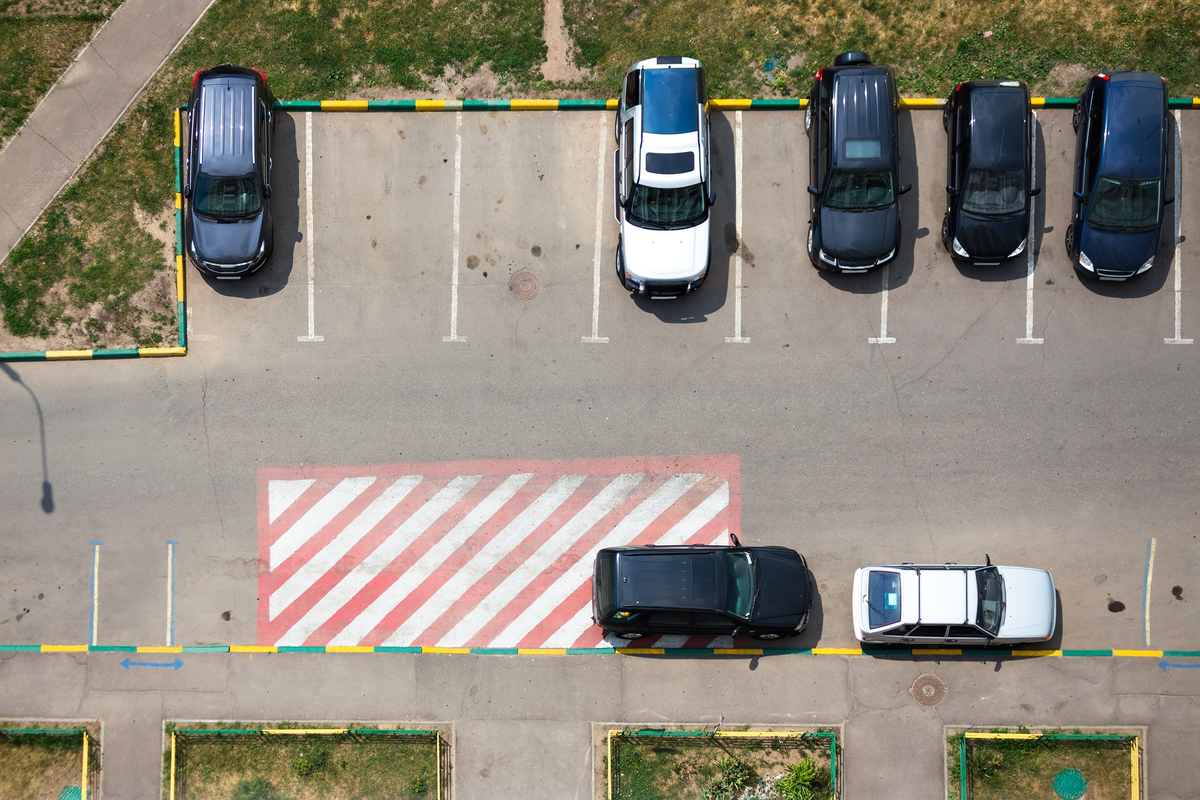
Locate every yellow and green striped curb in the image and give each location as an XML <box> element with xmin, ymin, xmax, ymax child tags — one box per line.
<box><xmin>5</xmin><ymin>643</ymin><xmax>1199</xmax><ymax>658</ymax></box>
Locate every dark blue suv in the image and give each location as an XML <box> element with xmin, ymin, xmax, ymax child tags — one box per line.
<box><xmin>1066</xmin><ymin>71</ymin><xmax>1173</xmax><ymax>280</ymax></box>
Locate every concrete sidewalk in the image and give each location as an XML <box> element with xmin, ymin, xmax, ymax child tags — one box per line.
<box><xmin>1</xmin><ymin>651</ymin><xmax>1197</xmax><ymax>799</ymax></box>
<box><xmin>0</xmin><ymin>0</ymin><xmax>215</xmax><ymax>265</ymax></box>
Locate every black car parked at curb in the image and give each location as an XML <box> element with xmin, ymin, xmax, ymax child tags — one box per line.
<box><xmin>805</xmin><ymin>51</ymin><xmax>910</xmax><ymax>273</ymax></box>
<box><xmin>1066</xmin><ymin>71</ymin><xmax>1173</xmax><ymax>280</ymax></box>
<box><xmin>942</xmin><ymin>80</ymin><xmax>1040</xmax><ymax>266</ymax></box>
<box><xmin>591</xmin><ymin>536</ymin><xmax>813</xmax><ymax>641</ymax></box>
<box><xmin>185</xmin><ymin>64</ymin><xmax>276</xmax><ymax>279</ymax></box>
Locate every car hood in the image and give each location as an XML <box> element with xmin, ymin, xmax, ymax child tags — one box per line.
<box><xmin>750</xmin><ymin>551</ymin><xmax>811</xmax><ymax>625</ymax></box>
<box><xmin>1080</xmin><ymin>225</ymin><xmax>1158</xmax><ymax>274</ymax></box>
<box><xmin>819</xmin><ymin>206</ymin><xmax>897</xmax><ymax>261</ymax></box>
<box><xmin>955</xmin><ymin>210</ymin><xmax>1026</xmax><ymax>260</ymax></box>
<box><xmin>997</xmin><ymin>566</ymin><xmax>1056</xmax><ymax>640</ymax></box>
<box><xmin>621</xmin><ymin>216</ymin><xmax>710</xmax><ymax>280</ymax></box>
<box><xmin>189</xmin><ymin>209</ymin><xmax>266</xmax><ymax>264</ymax></box>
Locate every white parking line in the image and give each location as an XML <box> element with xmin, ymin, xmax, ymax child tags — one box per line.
<box><xmin>867</xmin><ymin>264</ymin><xmax>896</xmax><ymax>344</ymax></box>
<box><xmin>166</xmin><ymin>540</ymin><xmax>177</xmax><ymax>646</ymax></box>
<box><xmin>298</xmin><ymin>111</ymin><xmax>324</xmax><ymax>343</ymax></box>
<box><xmin>185</xmin><ymin>307</ymin><xmax>215</xmax><ymax>342</ymax></box>
<box><xmin>1019</xmin><ymin>111</ymin><xmax>1044</xmax><ymax>345</ymax></box>
<box><xmin>583</xmin><ymin>117</ymin><xmax>609</xmax><ymax>344</ymax></box>
<box><xmin>1166</xmin><ymin>110</ymin><xmax>1192</xmax><ymax>345</ymax></box>
<box><xmin>444</xmin><ymin>111</ymin><xmax>467</xmax><ymax>343</ymax></box>
<box><xmin>1144</xmin><ymin>536</ymin><xmax>1157</xmax><ymax>646</ymax></box>
<box><xmin>726</xmin><ymin>110</ymin><xmax>749</xmax><ymax>344</ymax></box>
<box><xmin>89</xmin><ymin>541</ymin><xmax>101</xmax><ymax>646</ymax></box>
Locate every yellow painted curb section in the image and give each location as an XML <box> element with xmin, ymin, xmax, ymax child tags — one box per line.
<box><xmin>710</xmin><ymin>99</ymin><xmax>752</xmax><ymax>110</ymax></box>
<box><xmin>966</xmin><ymin>731</ymin><xmax>1040</xmax><ymax>740</ymax></box>
<box><xmin>230</xmin><ymin>645</ymin><xmax>277</xmax><ymax>653</ymax></box>
<box><xmin>1012</xmin><ymin>649</ymin><xmax>1062</xmax><ymax>657</ymax></box>
<box><xmin>606</xmin><ymin>99</ymin><xmax>619</xmax><ymax>109</ymax></box>
<box><xmin>713</xmin><ymin>648</ymin><xmax>763</xmax><ymax>655</ymax></box>
<box><xmin>42</xmin><ymin>644</ymin><xmax>89</xmax><ymax>652</ymax></box>
<box><xmin>619</xmin><ymin>648</ymin><xmax>665</xmax><ymax>655</ymax></box>
<box><xmin>812</xmin><ymin>647</ymin><xmax>861</xmax><ymax>655</ymax></box>
<box><xmin>900</xmin><ymin>98</ymin><xmax>944</xmax><ymax>109</ymax></box>
<box><xmin>1131</xmin><ymin>739</ymin><xmax>1140</xmax><ymax>799</ymax></box>
<box><xmin>138</xmin><ymin>646</ymin><xmax>182</xmax><ymax>653</ymax></box>
<box><xmin>138</xmin><ymin>346</ymin><xmax>186</xmax><ymax>357</ymax></box>
<box><xmin>1194</xmin><ymin>97</ymin><xmax>1200</xmax><ymax>107</ymax></box>
<box><xmin>264</xmin><ymin>728</ymin><xmax>347</xmax><ymax>735</ymax></box>
<box><xmin>174</xmin><ymin>110</ymin><xmax>180</xmax><ymax>147</ymax></box>
<box><xmin>517</xmin><ymin>648</ymin><xmax>567</xmax><ymax>655</ymax></box>
<box><xmin>326</xmin><ymin>646</ymin><xmax>373</xmax><ymax>653</ymax></box>
<box><xmin>46</xmin><ymin>350</ymin><xmax>93</xmax><ymax>360</ymax></box>
<box><xmin>416</xmin><ymin>100</ymin><xmax>447</xmax><ymax>111</ymax></box>
<box><xmin>511</xmin><ymin>99</ymin><xmax>558</xmax><ymax>110</ymax></box>
<box><xmin>176</xmin><ymin>255</ymin><xmax>185</xmax><ymax>302</ymax></box>
<box><xmin>423</xmin><ymin>647</ymin><xmax>470</xmax><ymax>654</ymax></box>
<box><xmin>321</xmin><ymin>100</ymin><xmax>368</xmax><ymax>111</ymax></box>
<box><xmin>1113</xmin><ymin>649</ymin><xmax>1163</xmax><ymax>657</ymax></box>
<box><xmin>1031</xmin><ymin>97</ymin><xmax>1046</xmax><ymax>108</ymax></box>
<box><xmin>913</xmin><ymin>648</ymin><xmax>962</xmax><ymax>656</ymax></box>
<box><xmin>175</xmin><ymin>193</ymin><xmax>182</xmax><ymax>210</ymax></box>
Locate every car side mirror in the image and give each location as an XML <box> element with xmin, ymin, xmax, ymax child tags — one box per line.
<box><xmin>264</xmin><ymin>184</ymin><xmax>271</xmax><ymax>198</ymax></box>
<box><xmin>1029</xmin><ymin>187</ymin><xmax>1042</xmax><ymax>197</ymax></box>
<box><xmin>1165</xmin><ymin>195</ymin><xmax>1175</xmax><ymax>205</ymax></box>
<box><xmin>1073</xmin><ymin>191</ymin><xmax>1085</xmax><ymax>200</ymax></box>
<box><xmin>708</xmin><ymin>190</ymin><xmax>716</xmax><ymax>206</ymax></box>
<box><xmin>731</xmin><ymin>626</ymin><xmax>744</xmax><ymax>638</ymax></box>
<box><xmin>899</xmin><ymin>183</ymin><xmax>912</xmax><ymax>196</ymax></box>
<box><xmin>807</xmin><ymin>186</ymin><xmax>820</xmax><ymax>197</ymax></box>
<box><xmin>729</xmin><ymin>533</ymin><xmax>741</xmax><ymax>547</ymax></box>
<box><xmin>946</xmin><ymin>185</ymin><xmax>957</xmax><ymax>195</ymax></box>
<box><xmin>184</xmin><ymin>184</ymin><xmax>191</xmax><ymax>198</ymax></box>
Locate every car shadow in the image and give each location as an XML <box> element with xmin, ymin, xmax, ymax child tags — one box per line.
<box><xmin>815</xmin><ymin>109</ymin><xmax>918</xmax><ymax>295</ymax></box>
<box><xmin>200</xmin><ymin>110</ymin><xmax>300</xmax><ymax>299</ymax></box>
<box><xmin>0</xmin><ymin>362</ymin><xmax>55</xmax><ymax>513</ymax></box>
<box><xmin>630</xmin><ymin>111</ymin><xmax>734</xmax><ymax>322</ymax></box>
<box><xmin>1075</xmin><ymin>112</ymin><xmax>1177</xmax><ymax>299</ymax></box>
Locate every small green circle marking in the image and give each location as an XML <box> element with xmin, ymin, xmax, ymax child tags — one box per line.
<box><xmin>1053</xmin><ymin>768</ymin><xmax>1087</xmax><ymax>800</ymax></box>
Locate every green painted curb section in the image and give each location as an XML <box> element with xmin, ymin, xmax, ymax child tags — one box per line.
<box><xmin>1040</xmin><ymin>97</ymin><xmax>1077</xmax><ymax>108</ymax></box>
<box><xmin>1163</xmin><ymin>650</ymin><xmax>1200</xmax><ymax>657</ymax></box>
<box><xmin>92</xmin><ymin>348</ymin><xmax>141</xmax><ymax>359</ymax></box>
<box><xmin>0</xmin><ymin>644</ymin><xmax>41</xmax><ymax>651</ymax></box>
<box><xmin>751</xmin><ymin>99</ymin><xmax>802</xmax><ymax>108</ymax></box>
<box><xmin>1063</xmin><ymin>649</ymin><xmax>1114</xmax><ymax>657</ymax></box>
<box><xmin>277</xmin><ymin>646</ymin><xmax>325</xmax><ymax>653</ymax></box>
<box><xmin>276</xmin><ymin>99</ymin><xmax>321</xmax><ymax>110</ymax></box>
<box><xmin>89</xmin><ymin>645</ymin><xmax>137</xmax><ymax>652</ymax></box>
<box><xmin>374</xmin><ymin>646</ymin><xmax>422</xmax><ymax>653</ymax></box>
<box><xmin>0</xmin><ymin>352</ymin><xmax>47</xmax><ymax>362</ymax></box>
<box><xmin>1</xmin><ymin>728</ymin><xmax>85</xmax><ymax>735</ymax></box>
<box><xmin>470</xmin><ymin>647</ymin><xmax>519</xmax><ymax>655</ymax></box>
<box><xmin>181</xmin><ymin>645</ymin><xmax>230</xmax><ymax>653</ymax></box>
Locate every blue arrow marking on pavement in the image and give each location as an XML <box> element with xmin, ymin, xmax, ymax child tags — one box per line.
<box><xmin>1158</xmin><ymin>659</ymin><xmax>1200</xmax><ymax>671</ymax></box>
<box><xmin>121</xmin><ymin>658</ymin><xmax>183</xmax><ymax>670</ymax></box>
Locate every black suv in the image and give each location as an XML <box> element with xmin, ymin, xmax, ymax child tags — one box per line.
<box><xmin>942</xmin><ymin>80</ymin><xmax>1040</xmax><ymax>265</ymax></box>
<box><xmin>591</xmin><ymin>537</ymin><xmax>812</xmax><ymax>640</ymax></box>
<box><xmin>805</xmin><ymin>51</ymin><xmax>910</xmax><ymax>272</ymax></box>
<box><xmin>1067</xmin><ymin>71</ymin><xmax>1173</xmax><ymax>280</ymax></box>
<box><xmin>185</xmin><ymin>65</ymin><xmax>276</xmax><ymax>278</ymax></box>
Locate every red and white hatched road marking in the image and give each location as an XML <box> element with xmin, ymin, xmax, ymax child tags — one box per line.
<box><xmin>257</xmin><ymin>456</ymin><xmax>742</xmax><ymax>649</ymax></box>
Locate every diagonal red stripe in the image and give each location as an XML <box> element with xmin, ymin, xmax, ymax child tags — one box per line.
<box><xmin>264</xmin><ymin>478</ymin><xmax>342</xmax><ymax>546</ymax></box>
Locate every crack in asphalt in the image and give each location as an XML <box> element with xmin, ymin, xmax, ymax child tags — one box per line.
<box><xmin>899</xmin><ymin>288</ymin><xmax>1006</xmax><ymax>390</ymax></box>
<box><xmin>873</xmin><ymin>341</ymin><xmax>933</xmax><ymax>547</ymax></box>
<box><xmin>198</xmin><ymin>355</ymin><xmax>230</xmax><ymax>568</ymax></box>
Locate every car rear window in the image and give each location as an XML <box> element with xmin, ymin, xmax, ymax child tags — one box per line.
<box><xmin>645</xmin><ymin>151</ymin><xmax>695</xmax><ymax>175</ymax></box>
<box><xmin>642</xmin><ymin>69</ymin><xmax>700</xmax><ymax>134</ymax></box>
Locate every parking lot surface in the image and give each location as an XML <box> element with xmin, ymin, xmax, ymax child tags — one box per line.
<box><xmin>2</xmin><ymin>106</ymin><xmax>1199</xmax><ymax>798</ymax></box>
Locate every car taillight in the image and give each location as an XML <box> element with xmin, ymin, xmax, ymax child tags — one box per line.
<box><xmin>252</xmin><ymin>67</ymin><xmax>267</xmax><ymax>88</ymax></box>
<box><xmin>815</xmin><ymin>68</ymin><xmax>824</xmax><ymax>82</ymax></box>
<box><xmin>193</xmin><ymin>70</ymin><xmax>201</xmax><ymax>88</ymax></box>
<box><xmin>1097</xmin><ymin>73</ymin><xmax>1109</xmax><ymax>81</ymax></box>
<box><xmin>954</xmin><ymin>83</ymin><xmax>962</xmax><ymax>93</ymax></box>
<box><xmin>1161</xmin><ymin>75</ymin><xmax>1167</xmax><ymax>84</ymax></box>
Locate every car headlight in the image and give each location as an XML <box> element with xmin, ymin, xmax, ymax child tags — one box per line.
<box><xmin>1007</xmin><ymin>239</ymin><xmax>1026</xmax><ymax>258</ymax></box>
<box><xmin>1077</xmin><ymin>251</ymin><xmax>1094</xmax><ymax>272</ymax></box>
<box><xmin>877</xmin><ymin>248</ymin><xmax>896</xmax><ymax>265</ymax></box>
<box><xmin>818</xmin><ymin>249</ymin><xmax>836</xmax><ymax>265</ymax></box>
<box><xmin>258</xmin><ymin>239</ymin><xmax>268</xmax><ymax>255</ymax></box>
<box><xmin>952</xmin><ymin>237</ymin><xmax>969</xmax><ymax>258</ymax></box>
<box><xmin>1137</xmin><ymin>255</ymin><xmax>1154</xmax><ymax>274</ymax></box>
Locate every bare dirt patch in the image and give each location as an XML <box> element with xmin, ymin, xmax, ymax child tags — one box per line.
<box><xmin>541</xmin><ymin>0</ymin><xmax>589</xmax><ymax>83</ymax></box>
<box><xmin>1</xmin><ymin>0</ymin><xmax>118</xmax><ymax>17</ymax></box>
<box><xmin>1035</xmin><ymin>62</ymin><xmax>1094</xmax><ymax>97</ymax></box>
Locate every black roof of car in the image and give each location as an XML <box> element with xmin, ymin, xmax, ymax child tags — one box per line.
<box><xmin>965</xmin><ymin>84</ymin><xmax>1028</xmax><ymax>171</ymax></box>
<box><xmin>1100</xmin><ymin>73</ymin><xmax>1166</xmax><ymax>181</ymax></box>
<box><xmin>196</xmin><ymin>72</ymin><xmax>260</xmax><ymax>176</ymax></box>
<box><xmin>830</xmin><ymin>68</ymin><xmax>895</xmax><ymax>170</ymax></box>
<box><xmin>612</xmin><ymin>548</ymin><xmax>724</xmax><ymax>611</ymax></box>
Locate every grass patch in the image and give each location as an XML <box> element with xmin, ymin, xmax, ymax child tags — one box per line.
<box><xmin>0</xmin><ymin>0</ymin><xmax>544</xmax><ymax>347</ymax></box>
<box><xmin>168</xmin><ymin>728</ymin><xmax>444</xmax><ymax>800</ymax></box>
<box><xmin>950</xmin><ymin>728</ymin><xmax>1135</xmax><ymax>800</ymax></box>
<box><xmin>564</xmin><ymin>0</ymin><xmax>1200</xmax><ymax>98</ymax></box>
<box><xmin>0</xmin><ymin>0</ymin><xmax>119</xmax><ymax>149</ymax></box>
<box><xmin>0</xmin><ymin>727</ymin><xmax>86</xmax><ymax>800</ymax></box>
<box><xmin>607</xmin><ymin>729</ymin><xmax>835</xmax><ymax>800</ymax></box>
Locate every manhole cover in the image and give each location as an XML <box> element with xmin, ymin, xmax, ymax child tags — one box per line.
<box><xmin>509</xmin><ymin>269</ymin><xmax>540</xmax><ymax>302</ymax></box>
<box><xmin>910</xmin><ymin>673</ymin><xmax>947</xmax><ymax>706</ymax></box>
<box><xmin>1053</xmin><ymin>769</ymin><xmax>1087</xmax><ymax>800</ymax></box>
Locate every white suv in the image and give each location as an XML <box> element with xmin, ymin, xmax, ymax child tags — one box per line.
<box><xmin>851</xmin><ymin>557</ymin><xmax>1057</xmax><ymax>646</ymax></box>
<box><xmin>614</xmin><ymin>57</ymin><xmax>714</xmax><ymax>297</ymax></box>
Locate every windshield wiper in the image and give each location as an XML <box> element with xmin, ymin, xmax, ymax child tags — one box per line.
<box><xmin>864</xmin><ymin>595</ymin><xmax>886</xmax><ymax>617</ymax></box>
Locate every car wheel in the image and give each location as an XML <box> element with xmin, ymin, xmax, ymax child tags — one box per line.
<box><xmin>807</xmin><ymin>226</ymin><xmax>817</xmax><ymax>266</ymax></box>
<box><xmin>804</xmin><ymin>102</ymin><xmax>812</xmax><ymax>133</ymax></box>
<box><xmin>833</xmin><ymin>51</ymin><xmax>871</xmax><ymax>67</ymax></box>
<box><xmin>614</xmin><ymin>109</ymin><xmax>621</xmax><ymax>143</ymax></box>
<box><xmin>752</xmin><ymin>632</ymin><xmax>784</xmax><ymax>640</ymax></box>
<box><xmin>942</xmin><ymin>98</ymin><xmax>950</xmax><ymax>132</ymax></box>
<box><xmin>1064</xmin><ymin>223</ymin><xmax>1073</xmax><ymax>257</ymax></box>
<box><xmin>614</xmin><ymin>236</ymin><xmax>627</xmax><ymax>288</ymax></box>
<box><xmin>616</xmin><ymin>631</ymin><xmax>646</xmax><ymax>640</ymax></box>
<box><xmin>941</xmin><ymin>213</ymin><xmax>950</xmax><ymax>252</ymax></box>
<box><xmin>1071</xmin><ymin>102</ymin><xmax>1082</xmax><ymax>133</ymax></box>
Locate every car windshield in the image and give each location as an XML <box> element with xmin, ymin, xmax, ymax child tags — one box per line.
<box><xmin>193</xmin><ymin>173</ymin><xmax>262</xmax><ymax>218</ymax></box>
<box><xmin>961</xmin><ymin>168</ymin><xmax>1025</xmax><ymax>216</ymax></box>
<box><xmin>865</xmin><ymin>570</ymin><xmax>901</xmax><ymax>629</ymax></box>
<box><xmin>975</xmin><ymin>567</ymin><xmax>1005</xmax><ymax>636</ymax></box>
<box><xmin>722</xmin><ymin>551</ymin><xmax>755</xmax><ymax>620</ymax></box>
<box><xmin>824</xmin><ymin>170</ymin><xmax>894</xmax><ymax>210</ymax></box>
<box><xmin>628</xmin><ymin>182</ymin><xmax>706</xmax><ymax>228</ymax></box>
<box><xmin>1087</xmin><ymin>177</ymin><xmax>1161</xmax><ymax>231</ymax></box>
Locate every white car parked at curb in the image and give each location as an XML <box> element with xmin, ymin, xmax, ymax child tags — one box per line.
<box><xmin>852</xmin><ymin>556</ymin><xmax>1057</xmax><ymax>646</ymax></box>
<box><xmin>613</xmin><ymin>56</ymin><xmax>714</xmax><ymax>297</ymax></box>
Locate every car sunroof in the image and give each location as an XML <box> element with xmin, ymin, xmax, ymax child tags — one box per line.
<box><xmin>645</xmin><ymin>151</ymin><xmax>695</xmax><ymax>174</ymax></box>
<box><xmin>844</xmin><ymin>139</ymin><xmax>882</xmax><ymax>159</ymax></box>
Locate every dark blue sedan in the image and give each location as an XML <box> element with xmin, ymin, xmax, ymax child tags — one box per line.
<box><xmin>1066</xmin><ymin>72</ymin><xmax>1174</xmax><ymax>280</ymax></box>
